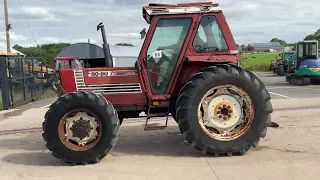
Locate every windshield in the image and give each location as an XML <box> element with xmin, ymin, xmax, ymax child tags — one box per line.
<box><xmin>284</xmin><ymin>53</ymin><xmax>296</xmax><ymax>61</ymax></box>
<box><xmin>305</xmin><ymin>43</ymin><xmax>317</xmax><ymax>57</ymax></box>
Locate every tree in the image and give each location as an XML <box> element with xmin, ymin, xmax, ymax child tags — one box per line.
<box><xmin>115</xmin><ymin>43</ymin><xmax>134</xmax><ymax>47</ymax></box>
<box><xmin>270</xmin><ymin>38</ymin><xmax>288</xmax><ymax>46</ymax></box>
<box><xmin>304</xmin><ymin>28</ymin><xmax>320</xmax><ymax>44</ymax></box>
<box><xmin>13</xmin><ymin>43</ymin><xmax>71</xmax><ymax>65</ymax></box>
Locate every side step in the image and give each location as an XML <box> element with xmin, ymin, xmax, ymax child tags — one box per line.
<box><xmin>144</xmin><ymin>109</ymin><xmax>170</xmax><ymax>131</ymax></box>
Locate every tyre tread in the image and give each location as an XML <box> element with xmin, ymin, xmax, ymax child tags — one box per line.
<box><xmin>175</xmin><ymin>64</ymin><xmax>273</xmax><ymax>157</ymax></box>
<box><xmin>42</xmin><ymin>91</ymin><xmax>120</xmax><ymax>165</ymax></box>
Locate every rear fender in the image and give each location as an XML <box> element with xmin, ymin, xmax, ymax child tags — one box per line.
<box><xmin>170</xmin><ymin>61</ymin><xmax>229</xmax><ymax>105</ymax></box>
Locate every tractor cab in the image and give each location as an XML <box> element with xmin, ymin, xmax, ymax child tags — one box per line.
<box><xmin>295</xmin><ymin>40</ymin><xmax>319</xmax><ymax>71</ymax></box>
<box><xmin>54</xmin><ymin>56</ymin><xmax>83</xmax><ymax>71</ymax></box>
<box><xmin>283</xmin><ymin>51</ymin><xmax>296</xmax><ymax>63</ymax></box>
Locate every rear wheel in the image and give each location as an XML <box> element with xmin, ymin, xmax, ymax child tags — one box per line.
<box><xmin>176</xmin><ymin>64</ymin><xmax>272</xmax><ymax>156</ymax></box>
<box><xmin>42</xmin><ymin>91</ymin><xmax>120</xmax><ymax>165</ymax></box>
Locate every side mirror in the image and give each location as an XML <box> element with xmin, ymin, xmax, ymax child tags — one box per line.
<box><xmin>140</xmin><ymin>28</ymin><xmax>146</xmax><ymax>40</ymax></box>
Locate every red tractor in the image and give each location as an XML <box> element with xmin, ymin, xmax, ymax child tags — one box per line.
<box><xmin>42</xmin><ymin>2</ymin><xmax>273</xmax><ymax>165</ymax></box>
<box><xmin>52</xmin><ymin>57</ymin><xmax>83</xmax><ymax>96</ymax></box>
<box><xmin>54</xmin><ymin>56</ymin><xmax>83</xmax><ymax>70</ymax></box>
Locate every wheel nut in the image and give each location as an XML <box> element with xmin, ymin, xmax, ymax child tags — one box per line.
<box><xmin>217</xmin><ymin>111</ymin><xmax>221</xmax><ymax>114</ymax></box>
<box><xmin>229</xmin><ymin>110</ymin><xmax>233</xmax><ymax>113</ymax></box>
<box><xmin>219</xmin><ymin>115</ymin><xmax>223</xmax><ymax>119</ymax></box>
<box><xmin>223</xmin><ymin>117</ymin><xmax>227</xmax><ymax>120</ymax></box>
<box><xmin>227</xmin><ymin>105</ymin><xmax>231</xmax><ymax>109</ymax></box>
<box><xmin>228</xmin><ymin>114</ymin><xmax>232</xmax><ymax>118</ymax></box>
<box><xmin>223</xmin><ymin>105</ymin><xmax>227</xmax><ymax>108</ymax></box>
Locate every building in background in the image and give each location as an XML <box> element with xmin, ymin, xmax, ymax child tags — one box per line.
<box><xmin>247</xmin><ymin>42</ymin><xmax>285</xmax><ymax>52</ymax></box>
<box><xmin>55</xmin><ymin>42</ymin><xmax>140</xmax><ymax>67</ymax></box>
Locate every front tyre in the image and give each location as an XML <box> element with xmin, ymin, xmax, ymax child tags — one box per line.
<box><xmin>278</xmin><ymin>65</ymin><xmax>284</xmax><ymax>76</ymax></box>
<box><xmin>176</xmin><ymin>64</ymin><xmax>272</xmax><ymax>156</ymax></box>
<box><xmin>42</xmin><ymin>91</ymin><xmax>120</xmax><ymax>165</ymax></box>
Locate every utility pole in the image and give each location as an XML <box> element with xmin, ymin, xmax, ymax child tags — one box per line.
<box><xmin>4</xmin><ymin>0</ymin><xmax>11</xmax><ymax>53</ymax></box>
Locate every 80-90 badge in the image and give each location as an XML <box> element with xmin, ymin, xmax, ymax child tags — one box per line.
<box><xmin>88</xmin><ymin>71</ymin><xmax>137</xmax><ymax>77</ymax></box>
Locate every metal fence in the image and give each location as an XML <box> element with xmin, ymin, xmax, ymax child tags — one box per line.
<box><xmin>0</xmin><ymin>56</ymin><xmax>54</xmax><ymax>110</ymax></box>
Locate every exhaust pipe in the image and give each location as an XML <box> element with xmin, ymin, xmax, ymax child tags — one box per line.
<box><xmin>97</xmin><ymin>22</ymin><xmax>113</xmax><ymax>67</ymax></box>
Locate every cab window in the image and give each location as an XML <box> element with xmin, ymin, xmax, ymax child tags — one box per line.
<box><xmin>193</xmin><ymin>15</ymin><xmax>228</xmax><ymax>53</ymax></box>
<box><xmin>55</xmin><ymin>60</ymin><xmax>65</xmax><ymax>69</ymax></box>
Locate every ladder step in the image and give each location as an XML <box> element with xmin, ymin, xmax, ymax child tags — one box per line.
<box><xmin>144</xmin><ymin>124</ymin><xmax>167</xmax><ymax>131</ymax></box>
<box><xmin>147</xmin><ymin>113</ymin><xmax>167</xmax><ymax>118</ymax></box>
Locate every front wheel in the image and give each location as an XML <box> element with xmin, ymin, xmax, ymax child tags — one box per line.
<box><xmin>176</xmin><ymin>64</ymin><xmax>272</xmax><ymax>156</ymax></box>
<box><xmin>42</xmin><ymin>91</ymin><xmax>120</xmax><ymax>165</ymax></box>
<box><xmin>277</xmin><ymin>65</ymin><xmax>284</xmax><ymax>76</ymax></box>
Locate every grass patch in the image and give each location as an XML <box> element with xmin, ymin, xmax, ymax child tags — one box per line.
<box><xmin>34</xmin><ymin>89</ymin><xmax>57</xmax><ymax>101</ymax></box>
<box><xmin>240</xmin><ymin>52</ymin><xmax>280</xmax><ymax>71</ymax></box>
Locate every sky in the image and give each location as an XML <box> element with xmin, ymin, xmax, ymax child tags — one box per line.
<box><xmin>0</xmin><ymin>0</ymin><xmax>319</xmax><ymax>48</ymax></box>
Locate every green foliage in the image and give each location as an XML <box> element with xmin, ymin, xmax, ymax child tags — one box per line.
<box><xmin>269</xmin><ymin>29</ymin><xmax>320</xmax><ymax>50</ymax></box>
<box><xmin>304</xmin><ymin>28</ymin><xmax>320</xmax><ymax>44</ymax></box>
<box><xmin>270</xmin><ymin>38</ymin><xmax>288</xmax><ymax>46</ymax></box>
<box><xmin>13</xmin><ymin>43</ymin><xmax>71</xmax><ymax>65</ymax></box>
<box><xmin>115</xmin><ymin>43</ymin><xmax>134</xmax><ymax>47</ymax></box>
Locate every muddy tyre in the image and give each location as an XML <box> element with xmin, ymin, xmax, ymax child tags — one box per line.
<box><xmin>42</xmin><ymin>91</ymin><xmax>120</xmax><ymax>165</ymax></box>
<box><xmin>176</xmin><ymin>64</ymin><xmax>272</xmax><ymax>156</ymax></box>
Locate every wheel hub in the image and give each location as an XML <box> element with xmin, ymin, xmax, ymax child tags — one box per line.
<box><xmin>198</xmin><ymin>85</ymin><xmax>253</xmax><ymax>141</ymax></box>
<box><xmin>203</xmin><ymin>94</ymin><xmax>242</xmax><ymax>132</ymax></box>
<box><xmin>65</xmin><ymin>112</ymin><xmax>98</xmax><ymax>146</ymax></box>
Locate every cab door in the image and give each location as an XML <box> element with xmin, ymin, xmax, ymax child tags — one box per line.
<box><xmin>138</xmin><ymin>15</ymin><xmax>194</xmax><ymax>100</ymax></box>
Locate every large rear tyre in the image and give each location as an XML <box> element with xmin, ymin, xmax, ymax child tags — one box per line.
<box><xmin>176</xmin><ymin>64</ymin><xmax>272</xmax><ymax>156</ymax></box>
<box><xmin>42</xmin><ymin>91</ymin><xmax>120</xmax><ymax>165</ymax></box>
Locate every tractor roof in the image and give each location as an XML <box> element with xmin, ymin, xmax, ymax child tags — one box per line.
<box><xmin>143</xmin><ymin>2</ymin><xmax>221</xmax><ymax>23</ymax></box>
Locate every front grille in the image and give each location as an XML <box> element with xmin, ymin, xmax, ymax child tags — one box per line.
<box><xmin>74</xmin><ymin>70</ymin><xmax>142</xmax><ymax>94</ymax></box>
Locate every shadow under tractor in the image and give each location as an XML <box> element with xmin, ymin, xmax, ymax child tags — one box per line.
<box><xmin>42</xmin><ymin>2</ymin><xmax>273</xmax><ymax>165</ymax></box>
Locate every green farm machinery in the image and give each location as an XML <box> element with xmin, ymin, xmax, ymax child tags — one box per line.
<box><xmin>286</xmin><ymin>40</ymin><xmax>320</xmax><ymax>85</ymax></box>
<box><xmin>274</xmin><ymin>51</ymin><xmax>296</xmax><ymax>76</ymax></box>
